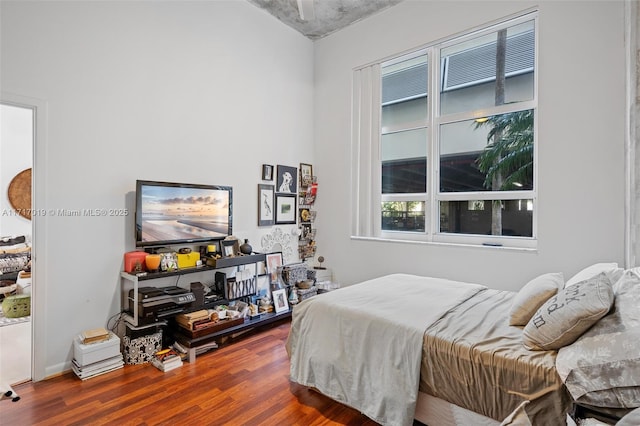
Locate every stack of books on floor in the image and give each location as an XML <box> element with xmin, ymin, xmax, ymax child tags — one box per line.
<box><xmin>150</xmin><ymin>348</ymin><xmax>183</xmax><ymax>372</ymax></box>
<box><xmin>72</xmin><ymin>328</ymin><xmax>124</xmax><ymax>380</ymax></box>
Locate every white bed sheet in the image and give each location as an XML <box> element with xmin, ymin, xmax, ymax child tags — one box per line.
<box><xmin>287</xmin><ymin>273</ymin><xmax>486</xmax><ymax>426</ymax></box>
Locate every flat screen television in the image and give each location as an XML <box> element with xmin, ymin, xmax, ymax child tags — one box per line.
<box><xmin>135</xmin><ymin>180</ymin><xmax>233</xmax><ymax>248</ymax></box>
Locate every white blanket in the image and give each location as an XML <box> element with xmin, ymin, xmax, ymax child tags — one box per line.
<box><xmin>287</xmin><ymin>273</ymin><xmax>486</xmax><ymax>426</ymax></box>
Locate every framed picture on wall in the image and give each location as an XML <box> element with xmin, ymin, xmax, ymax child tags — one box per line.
<box><xmin>262</xmin><ymin>164</ymin><xmax>274</xmax><ymax>181</ymax></box>
<box><xmin>276</xmin><ymin>165</ymin><xmax>297</xmax><ymax>193</ymax></box>
<box><xmin>300</xmin><ymin>163</ymin><xmax>313</xmax><ymax>187</ymax></box>
<box><xmin>258</xmin><ymin>184</ymin><xmax>274</xmax><ymax>226</ymax></box>
<box><xmin>275</xmin><ymin>193</ymin><xmax>297</xmax><ymax>224</ymax></box>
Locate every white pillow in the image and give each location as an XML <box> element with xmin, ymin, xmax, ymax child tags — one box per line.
<box><xmin>522</xmin><ymin>272</ymin><xmax>614</xmax><ymax>351</ymax></box>
<box><xmin>509</xmin><ymin>272</ymin><xmax>564</xmax><ymax>326</ymax></box>
<box><xmin>565</xmin><ymin>262</ymin><xmax>618</xmax><ymax>287</ymax></box>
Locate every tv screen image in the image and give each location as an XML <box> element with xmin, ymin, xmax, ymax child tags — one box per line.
<box><xmin>135</xmin><ymin>180</ymin><xmax>232</xmax><ymax>247</ymax></box>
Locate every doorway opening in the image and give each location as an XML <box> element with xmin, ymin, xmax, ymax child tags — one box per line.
<box><xmin>0</xmin><ymin>102</ymin><xmax>34</xmax><ymax>385</ymax></box>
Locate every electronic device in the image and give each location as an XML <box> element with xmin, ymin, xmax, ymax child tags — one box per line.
<box><xmin>135</xmin><ymin>180</ymin><xmax>233</xmax><ymax>248</ymax></box>
<box><xmin>128</xmin><ymin>286</ymin><xmax>196</xmax><ymax>324</ymax></box>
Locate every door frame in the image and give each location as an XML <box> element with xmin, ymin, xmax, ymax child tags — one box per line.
<box><xmin>1</xmin><ymin>92</ymin><xmax>48</xmax><ymax>381</ymax></box>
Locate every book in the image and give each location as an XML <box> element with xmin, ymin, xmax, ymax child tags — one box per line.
<box><xmin>150</xmin><ymin>356</ymin><xmax>183</xmax><ymax>372</ymax></box>
<box><xmin>72</xmin><ymin>354</ymin><xmax>124</xmax><ymax>380</ymax></box>
<box><xmin>150</xmin><ymin>348</ymin><xmax>183</xmax><ymax>372</ymax></box>
<box><xmin>81</xmin><ymin>327</ymin><xmax>110</xmax><ymax>344</ymax></box>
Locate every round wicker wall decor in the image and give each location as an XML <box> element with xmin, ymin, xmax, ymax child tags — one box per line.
<box><xmin>7</xmin><ymin>168</ymin><xmax>32</xmax><ymax>220</ymax></box>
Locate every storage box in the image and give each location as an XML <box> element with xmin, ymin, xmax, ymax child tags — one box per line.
<box><xmin>122</xmin><ymin>331</ymin><xmax>162</xmax><ymax>365</ymax></box>
<box><xmin>177</xmin><ymin>252</ymin><xmax>200</xmax><ymax>269</ymax></box>
<box><xmin>73</xmin><ymin>332</ymin><xmax>120</xmax><ymax>366</ymax></box>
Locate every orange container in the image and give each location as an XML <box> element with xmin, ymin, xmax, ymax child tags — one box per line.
<box><xmin>124</xmin><ymin>251</ymin><xmax>148</xmax><ymax>273</ymax></box>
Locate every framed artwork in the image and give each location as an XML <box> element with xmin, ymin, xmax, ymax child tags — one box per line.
<box><xmin>276</xmin><ymin>164</ymin><xmax>297</xmax><ymax>193</ymax></box>
<box><xmin>299</xmin><ymin>223</ymin><xmax>312</xmax><ymax>240</ymax></box>
<box><xmin>272</xmin><ymin>288</ymin><xmax>289</xmax><ymax>313</ymax></box>
<box><xmin>262</xmin><ymin>164</ymin><xmax>274</xmax><ymax>181</ymax></box>
<box><xmin>275</xmin><ymin>194</ymin><xmax>297</xmax><ymax>224</ymax></box>
<box><xmin>299</xmin><ymin>207</ymin><xmax>311</xmax><ymax>223</ymax></box>
<box><xmin>266</xmin><ymin>252</ymin><xmax>283</xmax><ymax>284</ymax></box>
<box><xmin>221</xmin><ymin>239</ymin><xmax>238</xmax><ymax>257</ymax></box>
<box><xmin>300</xmin><ymin>163</ymin><xmax>313</xmax><ymax>187</ymax></box>
<box><xmin>258</xmin><ymin>184</ymin><xmax>274</xmax><ymax>226</ymax></box>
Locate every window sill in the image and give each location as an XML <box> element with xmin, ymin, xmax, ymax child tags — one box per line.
<box><xmin>350</xmin><ymin>235</ymin><xmax>538</xmax><ymax>253</ymax></box>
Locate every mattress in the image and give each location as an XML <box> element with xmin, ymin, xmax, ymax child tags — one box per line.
<box><xmin>420</xmin><ymin>288</ymin><xmax>573</xmax><ymax>424</ymax></box>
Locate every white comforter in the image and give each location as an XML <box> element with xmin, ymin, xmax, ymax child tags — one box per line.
<box><xmin>287</xmin><ymin>273</ymin><xmax>486</xmax><ymax>426</ymax></box>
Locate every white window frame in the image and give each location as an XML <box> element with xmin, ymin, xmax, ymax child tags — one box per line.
<box><xmin>352</xmin><ymin>10</ymin><xmax>538</xmax><ymax>249</ymax></box>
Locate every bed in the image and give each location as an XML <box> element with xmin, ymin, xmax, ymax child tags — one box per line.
<box><xmin>286</xmin><ymin>265</ymin><xmax>640</xmax><ymax>426</ymax></box>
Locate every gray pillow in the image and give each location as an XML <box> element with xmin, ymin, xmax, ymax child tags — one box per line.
<box><xmin>556</xmin><ymin>269</ymin><xmax>640</xmax><ymax>408</ymax></box>
<box><xmin>522</xmin><ymin>272</ymin><xmax>614</xmax><ymax>351</ymax></box>
<box><xmin>509</xmin><ymin>272</ymin><xmax>563</xmax><ymax>326</ymax></box>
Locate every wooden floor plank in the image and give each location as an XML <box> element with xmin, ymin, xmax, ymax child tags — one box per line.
<box><xmin>1</xmin><ymin>320</ymin><xmax>380</xmax><ymax>425</ymax></box>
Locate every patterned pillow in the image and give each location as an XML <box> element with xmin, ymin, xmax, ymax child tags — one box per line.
<box><xmin>509</xmin><ymin>272</ymin><xmax>563</xmax><ymax>326</ymax></box>
<box><xmin>522</xmin><ymin>272</ymin><xmax>614</xmax><ymax>351</ymax></box>
<box><xmin>556</xmin><ymin>269</ymin><xmax>640</xmax><ymax>408</ymax></box>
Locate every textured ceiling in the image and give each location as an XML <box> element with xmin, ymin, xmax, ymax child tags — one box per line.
<box><xmin>246</xmin><ymin>0</ymin><xmax>405</xmax><ymax>40</ymax></box>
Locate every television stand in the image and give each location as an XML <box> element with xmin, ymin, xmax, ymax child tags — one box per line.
<box><xmin>120</xmin><ymin>252</ymin><xmax>292</xmax><ymax>363</ymax></box>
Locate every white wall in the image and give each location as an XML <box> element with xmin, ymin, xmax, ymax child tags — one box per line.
<box><xmin>1</xmin><ymin>0</ymin><xmax>314</xmax><ymax>378</ymax></box>
<box><xmin>314</xmin><ymin>1</ymin><xmax>626</xmax><ymax>289</ymax></box>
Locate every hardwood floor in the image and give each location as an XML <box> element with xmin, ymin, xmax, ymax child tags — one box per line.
<box><xmin>1</xmin><ymin>319</ymin><xmax>381</xmax><ymax>425</ymax></box>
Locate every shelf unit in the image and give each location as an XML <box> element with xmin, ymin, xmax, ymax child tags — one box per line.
<box><xmin>172</xmin><ymin>310</ymin><xmax>292</xmax><ymax>362</ymax></box>
<box><xmin>120</xmin><ymin>253</ymin><xmax>266</xmax><ymax>327</ymax></box>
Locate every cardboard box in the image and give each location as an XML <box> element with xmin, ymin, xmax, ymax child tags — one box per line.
<box><xmin>73</xmin><ymin>332</ymin><xmax>120</xmax><ymax>366</ymax></box>
<box><xmin>177</xmin><ymin>252</ymin><xmax>200</xmax><ymax>269</ymax></box>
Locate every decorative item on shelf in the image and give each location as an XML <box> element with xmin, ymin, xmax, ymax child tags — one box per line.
<box><xmin>281</xmin><ymin>263</ymin><xmax>308</xmax><ymax>287</ymax></box>
<box><xmin>258</xmin><ymin>295</ymin><xmax>273</xmax><ymax>313</ymax></box>
<box><xmin>145</xmin><ymin>254</ymin><xmax>161</xmax><ymax>272</ymax></box>
<box><xmin>124</xmin><ymin>251</ymin><xmax>149</xmax><ymax>273</ymax></box>
<box><xmin>160</xmin><ymin>252</ymin><xmax>178</xmax><ymax>272</ymax></box>
<box><xmin>272</xmin><ymin>265</ymin><xmax>286</xmax><ymax>291</ymax></box>
<box><xmin>288</xmin><ymin>286</ymin><xmax>299</xmax><ymax>305</ymax></box>
<box><xmin>272</xmin><ymin>288</ymin><xmax>289</xmax><ymax>313</ymax></box>
<box><xmin>314</xmin><ymin>255</ymin><xmax>326</xmax><ymax>270</ymax></box>
<box><xmin>266</xmin><ymin>252</ymin><xmax>283</xmax><ymax>286</ymax></box>
<box><xmin>239</xmin><ymin>239</ymin><xmax>252</xmax><ymax>255</ymax></box>
<box><xmin>221</xmin><ymin>237</ymin><xmax>239</xmax><ymax>257</ymax></box>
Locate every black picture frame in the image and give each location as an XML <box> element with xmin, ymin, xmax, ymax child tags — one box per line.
<box><xmin>276</xmin><ymin>164</ymin><xmax>298</xmax><ymax>194</ymax></box>
<box><xmin>221</xmin><ymin>239</ymin><xmax>239</xmax><ymax>257</ymax></box>
<box><xmin>258</xmin><ymin>184</ymin><xmax>275</xmax><ymax>226</ymax></box>
<box><xmin>275</xmin><ymin>193</ymin><xmax>297</xmax><ymax>224</ymax></box>
<box><xmin>262</xmin><ymin>164</ymin><xmax>273</xmax><ymax>181</ymax></box>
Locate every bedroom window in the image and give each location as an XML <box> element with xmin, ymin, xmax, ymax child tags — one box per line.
<box><xmin>352</xmin><ymin>12</ymin><xmax>537</xmax><ymax>248</ymax></box>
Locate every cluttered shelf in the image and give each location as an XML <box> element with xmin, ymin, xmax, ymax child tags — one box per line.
<box><xmin>171</xmin><ymin>310</ymin><xmax>292</xmax><ymax>362</ymax></box>
<box><xmin>122</xmin><ymin>253</ymin><xmax>266</xmax><ymax>282</ymax></box>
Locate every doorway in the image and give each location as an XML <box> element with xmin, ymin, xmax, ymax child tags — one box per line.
<box><xmin>0</xmin><ymin>102</ymin><xmax>34</xmax><ymax>385</ymax></box>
